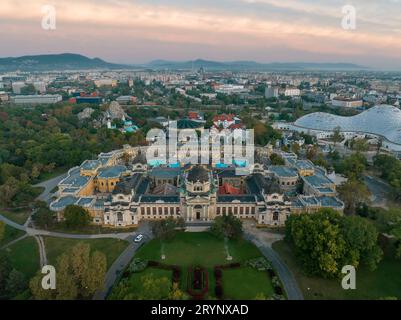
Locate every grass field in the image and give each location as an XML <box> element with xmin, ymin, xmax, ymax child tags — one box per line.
<box><xmin>46</xmin><ymin>223</ymin><xmax>137</xmax><ymax>235</ymax></box>
<box><xmin>222</xmin><ymin>267</ymin><xmax>274</xmax><ymax>299</ymax></box>
<box><xmin>273</xmin><ymin>240</ymin><xmax>401</xmax><ymax>300</ymax></box>
<box><xmin>116</xmin><ymin>232</ymin><xmax>274</xmax><ymax>300</ymax></box>
<box><xmin>0</xmin><ymin>225</ymin><xmax>26</xmax><ymax>247</ymax></box>
<box><xmin>1</xmin><ymin>236</ymin><xmax>39</xmax><ymax>279</ymax></box>
<box><xmin>1</xmin><ymin>209</ymin><xmax>31</xmax><ymax>225</ymax></box>
<box><xmin>44</xmin><ymin>237</ymin><xmax>129</xmax><ymax>268</ymax></box>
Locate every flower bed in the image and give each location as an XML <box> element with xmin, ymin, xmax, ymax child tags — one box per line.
<box><xmin>187</xmin><ymin>266</ymin><xmax>209</xmax><ymax>299</ymax></box>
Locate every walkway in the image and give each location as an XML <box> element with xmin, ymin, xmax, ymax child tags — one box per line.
<box><xmin>93</xmin><ymin>223</ymin><xmax>152</xmax><ymax>300</ymax></box>
<box><xmin>243</xmin><ymin>221</ymin><xmax>303</xmax><ymax>300</ymax></box>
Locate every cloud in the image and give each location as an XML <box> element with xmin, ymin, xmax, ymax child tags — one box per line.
<box><xmin>0</xmin><ymin>0</ymin><xmax>400</xmax><ymax>68</ymax></box>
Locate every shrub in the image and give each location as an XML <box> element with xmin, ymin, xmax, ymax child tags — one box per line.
<box><xmin>214</xmin><ymin>268</ymin><xmax>222</xmax><ymax>279</ymax></box>
<box><xmin>148</xmin><ymin>261</ymin><xmax>160</xmax><ymax>267</ymax></box>
<box><xmin>215</xmin><ymin>285</ymin><xmax>223</xmax><ymax>299</ymax></box>
<box><xmin>128</xmin><ymin>258</ymin><xmax>148</xmax><ymax>273</ymax></box>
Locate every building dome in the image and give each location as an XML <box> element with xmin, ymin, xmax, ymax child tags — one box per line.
<box><xmin>294</xmin><ymin>105</ymin><xmax>401</xmax><ymax>145</ymax></box>
<box><xmin>187</xmin><ymin>165</ymin><xmax>209</xmax><ymax>183</ymax></box>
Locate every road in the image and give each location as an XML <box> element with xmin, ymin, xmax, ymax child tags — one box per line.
<box><xmin>34</xmin><ymin>172</ymin><xmax>68</xmax><ymax>203</ymax></box>
<box><xmin>364</xmin><ymin>174</ymin><xmax>391</xmax><ymax>208</ymax></box>
<box><xmin>93</xmin><ymin>222</ymin><xmax>152</xmax><ymax>300</ymax></box>
<box><xmin>243</xmin><ymin>221</ymin><xmax>303</xmax><ymax>300</ymax></box>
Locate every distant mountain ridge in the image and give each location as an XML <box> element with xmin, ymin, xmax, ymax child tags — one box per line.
<box><xmin>0</xmin><ymin>53</ymin><xmax>367</xmax><ymax>71</ymax></box>
<box><xmin>146</xmin><ymin>59</ymin><xmax>367</xmax><ymax>71</ymax></box>
<box><xmin>0</xmin><ymin>53</ymin><xmax>128</xmax><ymax>71</ymax></box>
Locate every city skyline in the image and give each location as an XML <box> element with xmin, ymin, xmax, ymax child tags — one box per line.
<box><xmin>1</xmin><ymin>0</ymin><xmax>401</xmax><ymax>69</ymax></box>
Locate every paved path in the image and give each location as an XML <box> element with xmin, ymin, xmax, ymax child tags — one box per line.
<box><xmin>243</xmin><ymin>221</ymin><xmax>303</xmax><ymax>300</ymax></box>
<box><xmin>93</xmin><ymin>223</ymin><xmax>152</xmax><ymax>300</ymax></box>
<box><xmin>34</xmin><ymin>172</ymin><xmax>68</xmax><ymax>203</ymax></box>
<box><xmin>34</xmin><ymin>235</ymin><xmax>48</xmax><ymax>267</ymax></box>
<box><xmin>0</xmin><ymin>214</ymin><xmax>134</xmax><ymax>240</ymax></box>
<box><xmin>0</xmin><ymin>234</ymin><xmax>28</xmax><ymax>250</ymax></box>
<box><xmin>244</xmin><ymin>232</ymin><xmax>303</xmax><ymax>300</ymax></box>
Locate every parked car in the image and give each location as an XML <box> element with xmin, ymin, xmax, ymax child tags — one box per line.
<box><xmin>134</xmin><ymin>234</ymin><xmax>144</xmax><ymax>242</ymax></box>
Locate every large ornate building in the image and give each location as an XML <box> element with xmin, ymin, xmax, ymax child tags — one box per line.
<box><xmin>50</xmin><ymin>145</ymin><xmax>344</xmax><ymax>227</ymax></box>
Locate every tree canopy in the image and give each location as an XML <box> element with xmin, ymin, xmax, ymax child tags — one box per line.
<box><xmin>285</xmin><ymin>208</ymin><xmax>382</xmax><ymax>278</ymax></box>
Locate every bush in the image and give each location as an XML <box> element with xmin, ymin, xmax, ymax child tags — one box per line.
<box><xmin>172</xmin><ymin>267</ymin><xmax>181</xmax><ymax>283</ymax></box>
<box><xmin>147</xmin><ymin>261</ymin><xmax>160</xmax><ymax>267</ymax></box>
<box><xmin>246</xmin><ymin>257</ymin><xmax>272</xmax><ymax>271</ymax></box>
<box><xmin>214</xmin><ymin>268</ymin><xmax>222</xmax><ymax>279</ymax></box>
<box><xmin>128</xmin><ymin>258</ymin><xmax>148</xmax><ymax>273</ymax></box>
<box><xmin>215</xmin><ymin>285</ymin><xmax>223</xmax><ymax>299</ymax></box>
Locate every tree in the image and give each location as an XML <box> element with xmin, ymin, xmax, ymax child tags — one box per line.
<box><xmin>0</xmin><ymin>221</ymin><xmax>5</xmax><ymax>242</ymax></box>
<box><xmin>342</xmin><ymin>216</ymin><xmax>383</xmax><ymax>270</ymax></box>
<box><xmin>285</xmin><ymin>209</ymin><xmax>383</xmax><ymax>278</ymax></box>
<box><xmin>151</xmin><ymin>217</ymin><xmax>181</xmax><ymax>241</ymax></box>
<box><xmin>138</xmin><ymin>273</ymin><xmax>171</xmax><ymax>300</ymax></box>
<box><xmin>32</xmin><ymin>207</ymin><xmax>55</xmax><ymax>229</ymax></box>
<box><xmin>332</xmin><ymin>126</ymin><xmax>343</xmax><ymax>144</ymax></box>
<box><xmin>0</xmin><ymin>254</ymin><xmax>11</xmax><ymax>298</ymax></box>
<box><xmin>5</xmin><ymin>269</ymin><xmax>26</xmax><ymax>297</ymax></box>
<box><xmin>210</xmin><ymin>214</ymin><xmax>243</xmax><ymax>240</ymax></box>
<box><xmin>270</xmin><ymin>153</ymin><xmax>285</xmax><ymax>165</ymax></box>
<box><xmin>341</xmin><ymin>153</ymin><xmax>367</xmax><ymax>180</ymax></box>
<box><xmin>286</xmin><ymin>209</ymin><xmax>347</xmax><ymax>278</ymax></box>
<box><xmin>168</xmin><ymin>282</ymin><xmax>187</xmax><ymax>300</ymax></box>
<box><xmin>30</xmin><ymin>243</ymin><xmax>106</xmax><ymax>300</ymax></box>
<box><xmin>63</xmin><ymin>205</ymin><xmax>91</xmax><ymax>228</ymax></box>
<box><xmin>82</xmin><ymin>251</ymin><xmax>107</xmax><ymax>296</ymax></box>
<box><xmin>338</xmin><ymin>179</ymin><xmax>370</xmax><ymax>215</ymax></box>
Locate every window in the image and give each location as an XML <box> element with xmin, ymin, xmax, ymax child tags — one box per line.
<box><xmin>273</xmin><ymin>212</ymin><xmax>279</xmax><ymax>221</ymax></box>
<box><xmin>217</xmin><ymin>207</ymin><xmax>221</xmax><ymax>215</ymax></box>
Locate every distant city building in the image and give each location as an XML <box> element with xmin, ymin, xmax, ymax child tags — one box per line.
<box><xmin>11</xmin><ymin>94</ymin><xmax>62</xmax><ymax>105</ymax></box>
<box><xmin>116</xmin><ymin>95</ymin><xmax>137</xmax><ymax>104</ymax></box>
<box><xmin>215</xmin><ymin>84</ymin><xmax>249</xmax><ymax>95</ymax></box>
<box><xmin>12</xmin><ymin>82</ymin><xmax>26</xmax><ymax>94</ymax></box>
<box><xmin>283</xmin><ymin>87</ymin><xmax>301</xmax><ymax>97</ymax></box>
<box><xmin>94</xmin><ymin>79</ymin><xmax>118</xmax><ymax>87</ymax></box>
<box><xmin>265</xmin><ymin>86</ymin><xmax>280</xmax><ymax>98</ymax></box>
<box><xmin>332</xmin><ymin>97</ymin><xmax>363</xmax><ymax>108</ymax></box>
<box><xmin>33</xmin><ymin>81</ymin><xmax>46</xmax><ymax>94</ymax></box>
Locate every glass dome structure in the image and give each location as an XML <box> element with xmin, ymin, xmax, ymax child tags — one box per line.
<box><xmin>294</xmin><ymin>105</ymin><xmax>401</xmax><ymax>145</ymax></box>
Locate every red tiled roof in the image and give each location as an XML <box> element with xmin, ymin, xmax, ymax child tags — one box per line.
<box><xmin>218</xmin><ymin>183</ymin><xmax>242</xmax><ymax>195</ymax></box>
<box><xmin>213</xmin><ymin>114</ymin><xmax>235</xmax><ymax>122</ymax></box>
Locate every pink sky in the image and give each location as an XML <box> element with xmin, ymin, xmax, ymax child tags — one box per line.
<box><xmin>1</xmin><ymin>0</ymin><xmax>401</xmax><ymax>69</ymax></box>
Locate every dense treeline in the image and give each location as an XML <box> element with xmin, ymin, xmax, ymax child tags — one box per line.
<box><xmin>0</xmin><ymin>103</ymin><xmax>146</xmax><ymax>207</ymax></box>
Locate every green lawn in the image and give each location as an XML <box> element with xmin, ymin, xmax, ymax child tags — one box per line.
<box><xmin>47</xmin><ymin>223</ymin><xmax>137</xmax><ymax>235</ymax></box>
<box><xmin>1</xmin><ymin>209</ymin><xmax>31</xmax><ymax>225</ymax></box>
<box><xmin>222</xmin><ymin>267</ymin><xmax>274</xmax><ymax>300</ymax></box>
<box><xmin>118</xmin><ymin>232</ymin><xmax>274</xmax><ymax>300</ymax></box>
<box><xmin>273</xmin><ymin>240</ymin><xmax>401</xmax><ymax>300</ymax></box>
<box><xmin>1</xmin><ymin>236</ymin><xmax>40</xmax><ymax>279</ymax></box>
<box><xmin>44</xmin><ymin>237</ymin><xmax>129</xmax><ymax>268</ymax></box>
<box><xmin>0</xmin><ymin>225</ymin><xmax>26</xmax><ymax>247</ymax></box>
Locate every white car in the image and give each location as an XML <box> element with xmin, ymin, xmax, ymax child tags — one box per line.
<box><xmin>134</xmin><ymin>234</ymin><xmax>144</xmax><ymax>243</ymax></box>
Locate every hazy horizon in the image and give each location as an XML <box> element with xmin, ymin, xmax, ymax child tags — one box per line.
<box><xmin>1</xmin><ymin>0</ymin><xmax>401</xmax><ymax>69</ymax></box>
